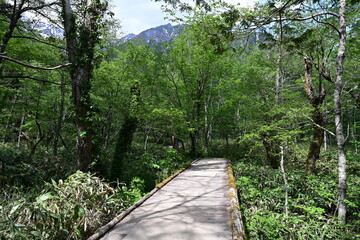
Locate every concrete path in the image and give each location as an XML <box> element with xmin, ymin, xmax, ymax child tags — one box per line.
<box><xmin>100</xmin><ymin>158</ymin><xmax>232</xmax><ymax>240</ymax></box>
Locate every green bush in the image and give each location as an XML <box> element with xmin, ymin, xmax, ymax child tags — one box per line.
<box><xmin>0</xmin><ymin>171</ymin><xmax>137</xmax><ymax>240</ymax></box>
<box><xmin>0</xmin><ymin>144</ymin><xmax>41</xmax><ymax>186</ymax></box>
<box><xmin>234</xmin><ymin>151</ymin><xmax>360</xmax><ymax>239</ymax></box>
<box><xmin>122</xmin><ymin>143</ymin><xmax>189</xmax><ymax>191</ymax></box>
<box><xmin>0</xmin><ymin>143</ymin><xmax>76</xmax><ymax>187</ymax></box>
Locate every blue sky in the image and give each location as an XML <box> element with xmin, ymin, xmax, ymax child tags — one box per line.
<box><xmin>111</xmin><ymin>0</ymin><xmax>258</xmax><ymax>35</ymax></box>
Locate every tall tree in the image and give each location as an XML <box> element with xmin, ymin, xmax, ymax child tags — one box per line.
<box><xmin>235</xmin><ymin>0</ymin><xmax>352</xmax><ymax>222</ymax></box>
<box><xmin>334</xmin><ymin>0</ymin><xmax>347</xmax><ymax>223</ymax></box>
<box><xmin>61</xmin><ymin>0</ymin><xmax>109</xmax><ymax>171</ymax></box>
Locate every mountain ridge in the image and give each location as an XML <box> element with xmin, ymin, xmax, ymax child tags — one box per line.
<box><xmin>120</xmin><ymin>23</ymin><xmax>182</xmax><ymax>44</ymax></box>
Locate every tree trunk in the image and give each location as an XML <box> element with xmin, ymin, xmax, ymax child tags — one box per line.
<box><xmin>275</xmin><ymin>11</ymin><xmax>283</xmax><ymax>105</ymax></box>
<box><xmin>189</xmin><ymin>130</ymin><xmax>198</xmax><ymax>157</ymax></box>
<box><xmin>144</xmin><ymin>128</ymin><xmax>150</xmax><ymax>151</ymax></box>
<box><xmin>279</xmin><ymin>146</ymin><xmax>288</xmax><ymax>216</ymax></box>
<box><xmin>17</xmin><ymin>111</ymin><xmax>25</xmax><ymax>147</ymax></box>
<box><xmin>0</xmin><ymin>0</ymin><xmax>25</xmax><ymax>137</ymax></box>
<box><xmin>190</xmin><ymin>98</ymin><xmax>201</xmax><ymax>157</ymax></box>
<box><xmin>53</xmin><ymin>75</ymin><xmax>66</xmax><ymax>156</ymax></box>
<box><xmin>335</xmin><ymin>0</ymin><xmax>347</xmax><ymax>223</ymax></box>
<box><xmin>111</xmin><ymin>81</ymin><xmax>140</xmax><ymax>180</ymax></box>
<box><xmin>204</xmin><ymin>100</ymin><xmax>209</xmax><ymax>153</ymax></box>
<box><xmin>62</xmin><ymin>0</ymin><xmax>100</xmax><ymax>171</ymax></box>
<box><xmin>306</xmin><ymin>108</ymin><xmax>325</xmax><ymax>173</ymax></box>
<box><xmin>0</xmin><ymin>0</ymin><xmax>25</xmax><ymax>54</ymax></box>
<box><xmin>111</xmin><ymin>116</ymin><xmax>138</xmax><ymax>181</ymax></box>
<box><xmin>275</xmin><ymin>52</ymin><xmax>282</xmax><ymax>104</ymax></box>
<box><xmin>261</xmin><ymin>132</ymin><xmax>280</xmax><ymax>169</ymax></box>
<box><xmin>73</xmin><ymin>71</ymin><xmax>94</xmax><ymax>171</ymax></box>
<box><xmin>303</xmin><ymin>58</ymin><xmax>326</xmax><ymax>173</ymax></box>
<box><xmin>204</xmin><ymin>95</ymin><xmax>212</xmax><ymax>154</ymax></box>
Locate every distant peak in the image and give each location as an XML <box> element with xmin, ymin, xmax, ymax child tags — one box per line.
<box><xmin>120</xmin><ymin>23</ymin><xmax>182</xmax><ymax>44</ymax></box>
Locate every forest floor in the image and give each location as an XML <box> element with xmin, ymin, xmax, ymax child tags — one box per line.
<box><xmin>98</xmin><ymin>158</ymin><xmax>232</xmax><ymax>240</ymax></box>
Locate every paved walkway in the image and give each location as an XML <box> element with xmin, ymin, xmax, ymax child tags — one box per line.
<box><xmin>100</xmin><ymin>158</ymin><xmax>232</xmax><ymax>240</ymax></box>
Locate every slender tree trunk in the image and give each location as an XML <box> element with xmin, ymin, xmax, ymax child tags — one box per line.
<box><xmin>144</xmin><ymin>128</ymin><xmax>150</xmax><ymax>151</ymax></box>
<box><xmin>335</xmin><ymin>0</ymin><xmax>347</xmax><ymax>223</ymax></box>
<box><xmin>2</xmin><ymin>95</ymin><xmax>18</xmax><ymax>142</ymax></box>
<box><xmin>280</xmin><ymin>146</ymin><xmax>288</xmax><ymax>217</ymax></box>
<box><xmin>189</xmin><ymin>130</ymin><xmax>198</xmax><ymax>157</ymax></box>
<box><xmin>190</xmin><ymin>99</ymin><xmax>201</xmax><ymax>157</ymax></box>
<box><xmin>28</xmin><ymin>112</ymin><xmax>44</xmax><ymax>161</ymax></box>
<box><xmin>204</xmin><ymin>97</ymin><xmax>212</xmax><ymax>153</ymax></box>
<box><xmin>171</xmin><ymin>135</ymin><xmax>178</xmax><ymax>150</ymax></box>
<box><xmin>275</xmin><ymin>11</ymin><xmax>283</xmax><ymax>105</ymax></box>
<box><xmin>54</xmin><ymin>75</ymin><xmax>66</xmax><ymax>156</ymax></box>
<box><xmin>353</xmin><ymin>112</ymin><xmax>358</xmax><ymax>155</ymax></box>
<box><xmin>17</xmin><ymin>111</ymin><xmax>25</xmax><ymax>147</ymax></box>
<box><xmin>275</xmin><ymin>53</ymin><xmax>282</xmax><ymax>104</ymax></box>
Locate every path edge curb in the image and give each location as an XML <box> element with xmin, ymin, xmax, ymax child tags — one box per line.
<box><xmin>227</xmin><ymin>161</ymin><xmax>247</xmax><ymax>240</ymax></box>
<box><xmin>87</xmin><ymin>158</ymin><xmax>200</xmax><ymax>240</ymax></box>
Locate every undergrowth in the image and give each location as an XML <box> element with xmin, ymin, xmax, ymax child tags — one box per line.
<box><xmin>0</xmin><ymin>144</ymin><xmax>192</xmax><ymax>240</ymax></box>
<box><xmin>233</xmin><ymin>147</ymin><xmax>360</xmax><ymax>239</ymax></box>
<box><xmin>0</xmin><ymin>171</ymin><xmax>143</xmax><ymax>240</ymax></box>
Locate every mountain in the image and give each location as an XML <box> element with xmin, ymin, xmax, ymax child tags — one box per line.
<box><xmin>26</xmin><ymin>17</ymin><xmax>180</xmax><ymax>44</ymax></box>
<box><xmin>34</xmin><ymin>22</ymin><xmax>63</xmax><ymax>38</ymax></box>
<box><xmin>120</xmin><ymin>23</ymin><xmax>182</xmax><ymax>44</ymax></box>
<box><xmin>21</xmin><ymin>17</ymin><xmax>64</xmax><ymax>38</ymax></box>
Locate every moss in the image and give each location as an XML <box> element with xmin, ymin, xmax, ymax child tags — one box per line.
<box><xmin>227</xmin><ymin>162</ymin><xmax>247</xmax><ymax>240</ymax></box>
<box><xmin>156</xmin><ymin>167</ymin><xmax>186</xmax><ymax>189</ymax></box>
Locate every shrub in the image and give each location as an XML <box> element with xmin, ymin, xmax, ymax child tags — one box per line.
<box><xmin>234</xmin><ymin>152</ymin><xmax>360</xmax><ymax>239</ymax></box>
<box><xmin>0</xmin><ymin>171</ymin><xmax>133</xmax><ymax>239</ymax></box>
<box><xmin>122</xmin><ymin>144</ymin><xmax>190</xmax><ymax>191</ymax></box>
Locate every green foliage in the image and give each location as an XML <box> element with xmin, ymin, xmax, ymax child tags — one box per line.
<box><xmin>0</xmin><ymin>171</ymin><xmax>136</xmax><ymax>240</ymax></box>
<box><xmin>118</xmin><ymin>177</ymin><xmax>145</xmax><ymax>206</ymax></box>
<box><xmin>0</xmin><ymin>144</ymin><xmax>41</xmax><ymax>185</ymax></box>
<box><xmin>233</xmin><ymin>146</ymin><xmax>360</xmax><ymax>239</ymax></box>
<box><xmin>1</xmin><ymin>0</ymin><xmax>359</xmax><ymax>237</ymax></box>
<box><xmin>122</xmin><ymin>144</ymin><xmax>190</xmax><ymax>192</ymax></box>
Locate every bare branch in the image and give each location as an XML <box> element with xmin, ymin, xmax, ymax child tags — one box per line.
<box><xmin>274</xmin><ymin>11</ymin><xmax>340</xmax><ymax>21</ymax></box>
<box><xmin>19</xmin><ymin>2</ymin><xmax>60</xmax><ymax>15</ymax></box>
<box><xmin>311</xmin><ymin>16</ymin><xmax>340</xmax><ymax>34</ymax></box>
<box><xmin>240</xmin><ymin>8</ymin><xmax>340</xmax><ymax>41</ymax></box>
<box><xmin>0</xmin><ymin>54</ymin><xmax>71</xmax><ymax>70</ymax></box>
<box><xmin>271</xmin><ymin>12</ymin><xmax>340</xmax><ymax>34</ymax></box>
<box><xmin>238</xmin><ymin>0</ymin><xmax>294</xmax><ymax>39</ymax></box>
<box><xmin>305</xmin><ymin>115</ymin><xmax>336</xmax><ymax>136</ymax></box>
<box><xmin>311</xmin><ymin>59</ymin><xmax>360</xmax><ymax>108</ymax></box>
<box><xmin>0</xmin><ymin>75</ymin><xmax>67</xmax><ymax>85</ymax></box>
<box><xmin>12</xmin><ymin>36</ymin><xmax>66</xmax><ymax>50</ymax></box>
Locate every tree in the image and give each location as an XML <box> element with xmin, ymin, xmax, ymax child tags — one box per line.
<box><xmin>165</xmin><ymin>23</ymin><xmax>227</xmax><ymax>156</ymax></box>
<box><xmin>111</xmin><ymin>81</ymin><xmax>140</xmax><ymax>181</ymax></box>
<box><xmin>234</xmin><ymin>0</ymin><xmax>352</xmax><ymax>222</ymax></box>
<box><xmin>334</xmin><ymin>0</ymin><xmax>347</xmax><ymax>223</ymax></box>
<box><xmin>61</xmin><ymin>0</ymin><xmax>110</xmax><ymax>171</ymax></box>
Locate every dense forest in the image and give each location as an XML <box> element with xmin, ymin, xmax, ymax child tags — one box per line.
<box><xmin>0</xmin><ymin>0</ymin><xmax>359</xmax><ymax>239</ymax></box>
